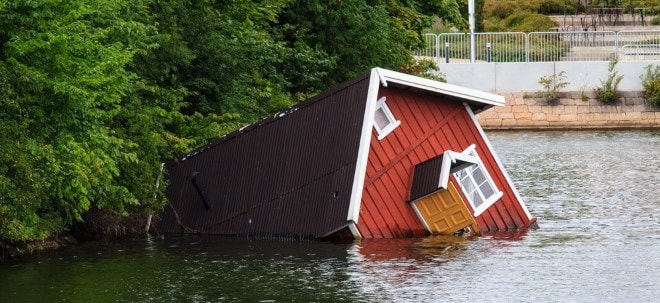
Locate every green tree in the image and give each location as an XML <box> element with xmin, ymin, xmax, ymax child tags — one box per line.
<box><xmin>278</xmin><ymin>0</ymin><xmax>463</xmax><ymax>86</ymax></box>
<box><xmin>0</xmin><ymin>0</ymin><xmax>167</xmax><ymax>241</ymax></box>
<box><xmin>140</xmin><ymin>0</ymin><xmax>332</xmax><ymax>123</ymax></box>
<box><xmin>0</xmin><ymin>0</ymin><xmax>466</xmax><ymax>244</ymax></box>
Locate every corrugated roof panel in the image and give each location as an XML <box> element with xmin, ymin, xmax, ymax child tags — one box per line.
<box><xmin>410</xmin><ymin>155</ymin><xmax>444</xmax><ymax>201</ymax></box>
<box><xmin>159</xmin><ymin>73</ymin><xmax>372</xmax><ymax>238</ymax></box>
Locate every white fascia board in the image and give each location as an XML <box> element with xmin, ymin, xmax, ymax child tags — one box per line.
<box><xmin>446</xmin><ymin>148</ymin><xmax>479</xmax><ymax>165</ymax></box>
<box><xmin>438</xmin><ymin>155</ymin><xmax>454</xmax><ymax>190</ymax></box>
<box><xmin>348</xmin><ymin>221</ymin><xmax>362</xmax><ymax>240</ymax></box>
<box><xmin>410</xmin><ymin>203</ymin><xmax>432</xmax><ymax>233</ymax></box>
<box><xmin>374</xmin><ymin>67</ymin><xmax>505</xmax><ymax>107</ymax></box>
<box><xmin>347</xmin><ymin>69</ymin><xmax>380</xmax><ymax>223</ymax></box>
<box><xmin>463</xmin><ymin>103</ymin><xmax>534</xmax><ymax>220</ymax></box>
<box><xmin>438</xmin><ymin>147</ymin><xmax>479</xmax><ymax>190</ymax></box>
<box><xmin>320</xmin><ymin>221</ymin><xmax>362</xmax><ymax>240</ymax></box>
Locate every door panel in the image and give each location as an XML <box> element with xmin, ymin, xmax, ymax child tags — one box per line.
<box><xmin>413</xmin><ymin>182</ymin><xmax>481</xmax><ymax>235</ymax></box>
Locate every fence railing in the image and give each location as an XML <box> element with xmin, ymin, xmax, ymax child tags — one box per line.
<box><xmin>414</xmin><ymin>30</ymin><xmax>660</xmax><ymax>63</ymax></box>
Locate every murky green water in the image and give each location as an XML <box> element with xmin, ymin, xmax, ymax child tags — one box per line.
<box><xmin>1</xmin><ymin>131</ymin><xmax>659</xmax><ymax>302</ymax></box>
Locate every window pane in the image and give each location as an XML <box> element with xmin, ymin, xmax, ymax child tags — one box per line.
<box><xmin>374</xmin><ymin>107</ymin><xmax>390</xmax><ymax>130</ymax></box>
<box><xmin>462</xmin><ymin>175</ymin><xmax>476</xmax><ymax>195</ymax></box>
<box><xmin>479</xmin><ymin>182</ymin><xmax>495</xmax><ymax>199</ymax></box>
<box><xmin>472</xmin><ymin>191</ymin><xmax>484</xmax><ymax>208</ymax></box>
<box><xmin>473</xmin><ymin>166</ymin><xmax>487</xmax><ymax>185</ymax></box>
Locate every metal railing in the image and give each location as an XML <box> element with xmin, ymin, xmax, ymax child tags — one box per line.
<box><xmin>413</xmin><ymin>30</ymin><xmax>660</xmax><ymax>63</ymax></box>
<box><xmin>528</xmin><ymin>31</ymin><xmax>617</xmax><ymax>61</ymax></box>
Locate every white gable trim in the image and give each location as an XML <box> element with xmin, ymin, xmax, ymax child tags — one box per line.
<box><xmin>374</xmin><ymin>67</ymin><xmax>505</xmax><ymax>108</ymax></box>
<box><xmin>463</xmin><ymin>103</ymin><xmax>534</xmax><ymax>220</ymax></box>
<box><xmin>410</xmin><ymin>202</ymin><xmax>432</xmax><ymax>232</ymax></box>
<box><xmin>438</xmin><ymin>147</ymin><xmax>479</xmax><ymax>190</ymax></box>
<box><xmin>347</xmin><ymin>69</ymin><xmax>380</xmax><ymax>223</ymax></box>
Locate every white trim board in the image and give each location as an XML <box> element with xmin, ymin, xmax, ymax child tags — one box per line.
<box><xmin>438</xmin><ymin>146</ymin><xmax>479</xmax><ymax>190</ymax></box>
<box><xmin>375</xmin><ymin>67</ymin><xmax>505</xmax><ymax>108</ymax></box>
<box><xmin>463</xmin><ymin>103</ymin><xmax>534</xmax><ymax>220</ymax></box>
<box><xmin>346</xmin><ymin>69</ymin><xmax>380</xmax><ymax>223</ymax></box>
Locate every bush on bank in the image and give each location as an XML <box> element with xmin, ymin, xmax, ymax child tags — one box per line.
<box><xmin>0</xmin><ymin>0</ymin><xmax>463</xmax><ymax>248</ymax></box>
<box><xmin>641</xmin><ymin>64</ymin><xmax>660</xmax><ymax>107</ymax></box>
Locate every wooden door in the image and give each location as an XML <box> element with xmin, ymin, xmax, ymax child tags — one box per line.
<box><xmin>412</xmin><ymin>182</ymin><xmax>481</xmax><ymax>235</ymax></box>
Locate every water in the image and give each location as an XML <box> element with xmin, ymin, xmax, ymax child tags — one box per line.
<box><xmin>1</xmin><ymin>131</ymin><xmax>658</xmax><ymax>302</ymax></box>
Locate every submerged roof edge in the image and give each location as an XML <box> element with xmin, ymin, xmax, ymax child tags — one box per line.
<box><xmin>374</xmin><ymin>67</ymin><xmax>505</xmax><ymax>108</ymax></box>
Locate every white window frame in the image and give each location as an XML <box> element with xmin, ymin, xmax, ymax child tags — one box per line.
<box><xmin>452</xmin><ymin>145</ymin><xmax>503</xmax><ymax>216</ymax></box>
<box><xmin>373</xmin><ymin>96</ymin><xmax>400</xmax><ymax>140</ymax></box>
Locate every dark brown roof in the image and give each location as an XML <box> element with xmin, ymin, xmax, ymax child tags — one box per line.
<box><xmin>159</xmin><ymin>72</ymin><xmax>372</xmax><ymax>239</ymax></box>
<box><xmin>410</xmin><ymin>151</ymin><xmax>477</xmax><ymax>202</ymax></box>
<box><xmin>409</xmin><ymin>155</ymin><xmax>444</xmax><ymax>202</ymax></box>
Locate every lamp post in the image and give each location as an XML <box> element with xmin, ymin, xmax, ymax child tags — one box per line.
<box><xmin>469</xmin><ymin>0</ymin><xmax>475</xmax><ymax>63</ymax></box>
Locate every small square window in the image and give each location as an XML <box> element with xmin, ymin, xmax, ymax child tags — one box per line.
<box><xmin>373</xmin><ymin>97</ymin><xmax>400</xmax><ymax>140</ymax></box>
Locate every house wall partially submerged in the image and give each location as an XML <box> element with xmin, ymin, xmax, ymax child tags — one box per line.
<box><xmin>159</xmin><ymin>68</ymin><xmax>538</xmax><ymax>240</ymax></box>
<box><xmin>357</xmin><ymin>86</ymin><xmax>535</xmax><ymax>238</ymax></box>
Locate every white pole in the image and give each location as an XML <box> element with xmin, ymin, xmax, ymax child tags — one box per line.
<box><xmin>469</xmin><ymin>0</ymin><xmax>475</xmax><ymax>63</ymax></box>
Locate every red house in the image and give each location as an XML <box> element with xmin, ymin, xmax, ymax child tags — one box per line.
<box><xmin>159</xmin><ymin>68</ymin><xmax>537</xmax><ymax>240</ymax></box>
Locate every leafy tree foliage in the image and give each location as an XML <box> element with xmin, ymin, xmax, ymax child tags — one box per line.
<box><xmin>0</xmin><ymin>0</ymin><xmax>156</xmax><ymax>241</ymax></box>
<box><xmin>0</xmin><ymin>0</ymin><xmax>462</xmax><ymax>243</ymax></box>
<box><xmin>277</xmin><ymin>0</ymin><xmax>462</xmax><ymax>85</ymax></box>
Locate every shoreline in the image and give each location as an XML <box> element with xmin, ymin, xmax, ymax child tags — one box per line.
<box><xmin>477</xmin><ymin>91</ymin><xmax>660</xmax><ymax>130</ymax></box>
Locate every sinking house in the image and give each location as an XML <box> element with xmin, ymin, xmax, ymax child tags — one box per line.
<box><xmin>158</xmin><ymin>68</ymin><xmax>537</xmax><ymax>240</ymax></box>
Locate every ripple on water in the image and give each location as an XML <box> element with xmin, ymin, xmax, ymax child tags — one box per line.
<box><xmin>0</xmin><ymin>131</ymin><xmax>658</xmax><ymax>302</ymax></box>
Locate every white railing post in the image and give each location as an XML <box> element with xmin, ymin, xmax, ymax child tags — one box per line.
<box><xmin>615</xmin><ymin>31</ymin><xmax>619</xmax><ymax>58</ymax></box>
<box><xmin>525</xmin><ymin>33</ymin><xmax>530</xmax><ymax>62</ymax></box>
<box><xmin>435</xmin><ymin>34</ymin><xmax>441</xmax><ymax>65</ymax></box>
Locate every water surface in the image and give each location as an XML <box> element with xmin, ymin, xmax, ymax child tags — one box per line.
<box><xmin>1</xmin><ymin>131</ymin><xmax>658</xmax><ymax>302</ymax></box>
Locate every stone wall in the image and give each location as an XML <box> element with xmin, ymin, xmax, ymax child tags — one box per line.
<box><xmin>477</xmin><ymin>91</ymin><xmax>660</xmax><ymax>130</ymax></box>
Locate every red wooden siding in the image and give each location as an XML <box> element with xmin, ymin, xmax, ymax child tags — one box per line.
<box><xmin>359</xmin><ymin>87</ymin><xmax>466</xmax><ymax>238</ymax></box>
<box><xmin>357</xmin><ymin>86</ymin><xmax>533</xmax><ymax>238</ymax></box>
<box><xmin>448</xmin><ymin>108</ymin><xmax>534</xmax><ymax>233</ymax></box>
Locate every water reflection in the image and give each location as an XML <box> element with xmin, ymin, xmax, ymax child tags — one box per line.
<box><xmin>345</xmin><ymin>232</ymin><xmax>535</xmax><ymax>302</ymax></box>
<box><xmin>1</xmin><ymin>131</ymin><xmax>658</xmax><ymax>302</ymax></box>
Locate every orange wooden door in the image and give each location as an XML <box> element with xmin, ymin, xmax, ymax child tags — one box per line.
<box><xmin>412</xmin><ymin>182</ymin><xmax>481</xmax><ymax>235</ymax></box>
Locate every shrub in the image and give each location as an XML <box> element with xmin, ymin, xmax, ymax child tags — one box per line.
<box><xmin>641</xmin><ymin>64</ymin><xmax>660</xmax><ymax>107</ymax></box>
<box><xmin>538</xmin><ymin>0</ymin><xmax>576</xmax><ymax>15</ymax></box>
<box><xmin>503</xmin><ymin>12</ymin><xmax>556</xmax><ymax>33</ymax></box>
<box><xmin>576</xmin><ymin>73</ymin><xmax>590</xmax><ymax>101</ymax></box>
<box><xmin>652</xmin><ymin>16</ymin><xmax>660</xmax><ymax>26</ymax></box>
<box><xmin>485</xmin><ymin>1</ymin><xmax>516</xmax><ymax>20</ymax></box>
<box><xmin>538</xmin><ymin>70</ymin><xmax>569</xmax><ymax>102</ymax></box>
<box><xmin>403</xmin><ymin>59</ymin><xmax>446</xmax><ymax>82</ymax></box>
<box><xmin>594</xmin><ymin>59</ymin><xmax>623</xmax><ymax>104</ymax></box>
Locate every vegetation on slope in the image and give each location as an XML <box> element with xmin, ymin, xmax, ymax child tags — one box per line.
<box><xmin>0</xmin><ymin>0</ymin><xmax>464</xmax><ymax>246</ymax></box>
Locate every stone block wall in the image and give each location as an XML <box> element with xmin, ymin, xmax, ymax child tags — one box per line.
<box><xmin>477</xmin><ymin>91</ymin><xmax>660</xmax><ymax>129</ymax></box>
